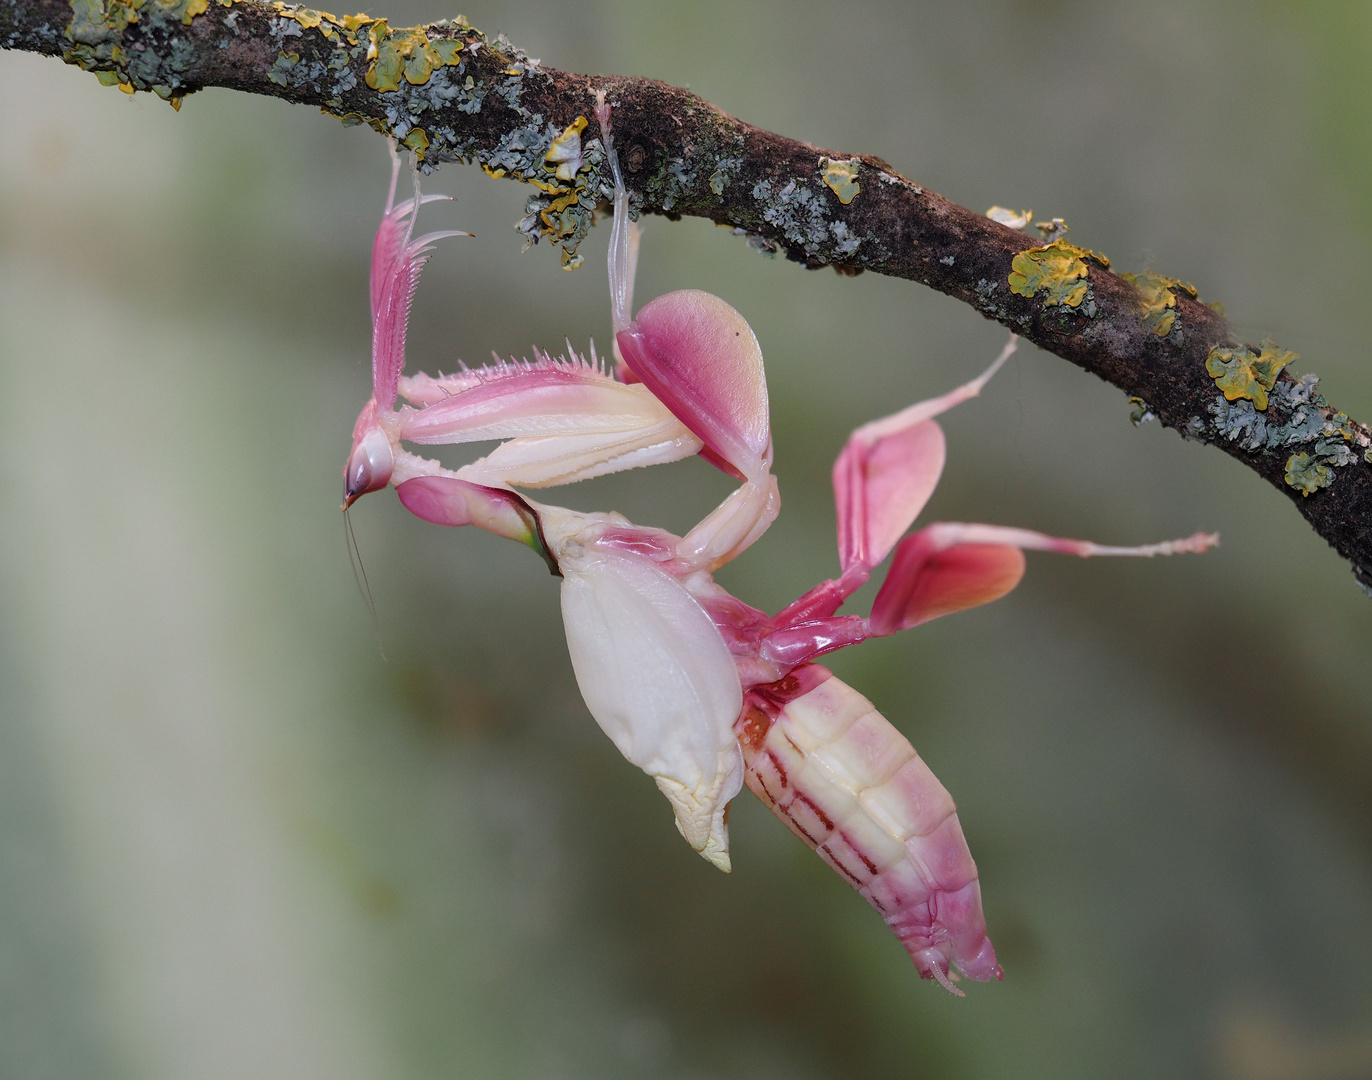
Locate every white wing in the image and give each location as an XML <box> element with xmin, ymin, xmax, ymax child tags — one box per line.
<box><xmin>559</xmin><ymin>545</ymin><xmax>743</xmax><ymax>871</ymax></box>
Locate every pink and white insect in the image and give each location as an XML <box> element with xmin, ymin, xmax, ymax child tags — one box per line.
<box><xmin>343</xmin><ymin>99</ymin><xmax>1217</xmax><ymax>993</ymax></box>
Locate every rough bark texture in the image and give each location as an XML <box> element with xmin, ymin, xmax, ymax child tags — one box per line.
<box><xmin>4</xmin><ymin>0</ymin><xmax>1372</xmax><ymax>588</ymax></box>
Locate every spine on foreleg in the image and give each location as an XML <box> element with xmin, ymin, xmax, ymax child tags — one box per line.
<box><xmin>735</xmin><ymin>665</ymin><xmax>1001</xmax><ymax>993</ymax></box>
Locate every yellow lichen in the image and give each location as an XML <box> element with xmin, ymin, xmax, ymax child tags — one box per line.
<box><xmin>987</xmin><ymin>206</ymin><xmax>1033</xmax><ymax>229</ymax></box>
<box><xmin>272</xmin><ymin>3</ymin><xmax>324</xmax><ymax>28</ymax></box>
<box><xmin>540</xmin><ymin>189</ymin><xmax>581</xmax><ymax>232</ymax></box>
<box><xmin>364</xmin><ymin>19</ymin><xmax>467</xmax><ymax>91</ymax></box>
<box><xmin>1326</xmin><ymin>412</ymin><xmax>1356</xmax><ymax>441</ymax></box>
<box><xmin>1285</xmin><ymin>452</ymin><xmax>1333</xmax><ymax>496</ymax></box>
<box><xmin>1008</xmin><ymin>240</ymin><xmax>1107</xmax><ymax>308</ymax></box>
<box><xmin>64</xmin><ymin>0</ymin><xmax>483</xmax><ymax>114</ymax></box>
<box><xmin>401</xmin><ymin>126</ymin><xmax>430</xmax><ymax>157</ymax></box>
<box><xmin>1127</xmin><ymin>396</ymin><xmax>1155</xmax><ymax>426</ymax></box>
<box><xmin>1205</xmin><ymin>339</ymin><xmax>1297</xmax><ymax>411</ymax></box>
<box><xmin>545</xmin><ymin>116</ymin><xmax>588</xmax><ymax>182</ymax></box>
<box><xmin>1120</xmin><ymin>270</ymin><xmax>1195</xmax><ymax>336</ymax></box>
<box><xmin>271</xmin><ymin>2</ymin><xmax>335</xmax><ymax>34</ymax></box>
<box><xmin>67</xmin><ymin>0</ymin><xmax>142</xmax><ymax>42</ymax></box>
<box><xmin>432</xmin><ymin>38</ymin><xmax>465</xmax><ymax>65</ymax></box>
<box><xmin>334</xmin><ymin>110</ymin><xmax>389</xmax><ymax>133</ymax></box>
<box><xmin>820</xmin><ymin>157</ymin><xmax>861</xmax><ymax>204</ymax></box>
<box><xmin>151</xmin><ymin>0</ymin><xmax>206</xmax><ymax>25</ymax></box>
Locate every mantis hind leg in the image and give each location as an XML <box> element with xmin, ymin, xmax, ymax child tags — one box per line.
<box><xmin>855</xmin><ymin>333</ymin><xmax>1019</xmax><ymax>444</ymax></box>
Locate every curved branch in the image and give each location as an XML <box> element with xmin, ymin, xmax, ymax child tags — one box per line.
<box><xmin>5</xmin><ymin>0</ymin><xmax>1372</xmax><ymax>588</ymax></box>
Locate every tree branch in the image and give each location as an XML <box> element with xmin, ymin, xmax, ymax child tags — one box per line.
<box><xmin>5</xmin><ymin>0</ymin><xmax>1372</xmax><ymax>588</ymax></box>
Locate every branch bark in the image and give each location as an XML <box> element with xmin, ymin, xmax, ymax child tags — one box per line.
<box><xmin>5</xmin><ymin>0</ymin><xmax>1372</xmax><ymax>588</ymax></box>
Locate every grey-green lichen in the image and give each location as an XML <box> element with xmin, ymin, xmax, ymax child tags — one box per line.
<box><xmin>645</xmin><ymin>157</ymin><xmax>697</xmax><ymax>214</ymax></box>
<box><xmin>1128</xmin><ymin>396</ymin><xmax>1156</xmax><ymax>426</ymax></box>
<box><xmin>266</xmin><ymin>49</ymin><xmax>298</xmax><ymax>83</ymax></box>
<box><xmin>500</xmin><ymin>116</ymin><xmax>607</xmax><ymax>269</ymax></box>
<box><xmin>1207</xmin><ymin>369</ymin><xmax>1368</xmax><ymax>495</ymax></box>
<box><xmin>751</xmin><ymin>176</ymin><xmax>863</xmax><ymax>259</ymax></box>
<box><xmin>63</xmin><ymin>0</ymin><xmax>211</xmax><ymax>105</ymax></box>
<box><xmin>708</xmin><ymin>155</ymin><xmax>743</xmax><ymax>197</ymax></box>
<box><xmin>971</xmin><ymin>276</ymin><xmax>1033</xmax><ymax>328</ymax></box>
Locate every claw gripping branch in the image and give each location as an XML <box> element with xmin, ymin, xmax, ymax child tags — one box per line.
<box><xmin>3</xmin><ymin>0</ymin><xmax>1371</xmax><ymax>586</ymax></box>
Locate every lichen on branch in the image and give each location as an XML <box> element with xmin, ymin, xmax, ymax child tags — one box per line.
<box><xmin>2</xmin><ymin>0</ymin><xmax>1372</xmax><ymax>589</ymax></box>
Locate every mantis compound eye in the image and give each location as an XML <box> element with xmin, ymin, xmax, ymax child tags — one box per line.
<box><xmin>344</xmin><ymin>427</ymin><xmax>395</xmax><ymax>507</ymax></box>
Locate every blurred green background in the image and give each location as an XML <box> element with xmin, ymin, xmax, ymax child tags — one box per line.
<box><xmin>2</xmin><ymin>1</ymin><xmax>1371</xmax><ymax>1077</ymax></box>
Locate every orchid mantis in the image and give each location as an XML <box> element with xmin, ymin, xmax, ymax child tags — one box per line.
<box><xmin>343</xmin><ymin>101</ymin><xmax>1216</xmax><ymax>992</ymax></box>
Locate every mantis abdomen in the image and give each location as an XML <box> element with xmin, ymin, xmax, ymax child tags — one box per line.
<box><xmin>737</xmin><ymin>666</ymin><xmax>1000</xmax><ymax>993</ymax></box>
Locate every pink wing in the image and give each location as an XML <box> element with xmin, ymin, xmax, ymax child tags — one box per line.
<box><xmin>616</xmin><ymin>289</ymin><xmax>771</xmax><ymax>481</ymax></box>
<box><xmin>834</xmin><ymin>418</ymin><xmax>946</xmax><ymax>575</ymax></box>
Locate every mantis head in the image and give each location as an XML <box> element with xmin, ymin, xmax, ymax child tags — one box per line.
<box><xmin>343</xmin><ymin>400</ymin><xmax>395</xmax><ymax>508</ymax></box>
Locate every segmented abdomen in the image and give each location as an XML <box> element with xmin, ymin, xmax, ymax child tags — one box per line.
<box><xmin>736</xmin><ymin>665</ymin><xmax>1001</xmax><ymax>991</ymax></box>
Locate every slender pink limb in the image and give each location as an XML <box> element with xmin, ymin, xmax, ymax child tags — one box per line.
<box><xmin>395</xmin><ymin>475</ymin><xmax>556</xmax><ymax>572</ymax></box>
<box><xmin>399</xmin><ymin>339</ymin><xmax>607</xmax><ymax>406</ymax></box>
<box><xmin>395</xmin><ymin>355</ymin><xmax>674</xmax><ymax>445</ymax></box>
<box><xmin>851</xmin><ymin>335</ymin><xmax>1018</xmax><ymax>446</ymax></box>
<box><xmin>870</xmin><ymin>522</ymin><xmax>1219</xmax><ymax>635</ymax></box>
<box><xmin>596</xmin><ymin>91</ymin><xmax>643</xmax><ymax>381</ymax></box>
<box><xmin>834</xmin><ymin>336</ymin><xmax>1017</xmax><ymax>576</ymax></box>
<box><xmin>595</xmin><ymin>91</ymin><xmax>634</xmax><ymax>340</ymax></box>
<box><xmin>911</xmin><ymin>522</ymin><xmax>1220</xmax><ymax>559</ymax></box>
